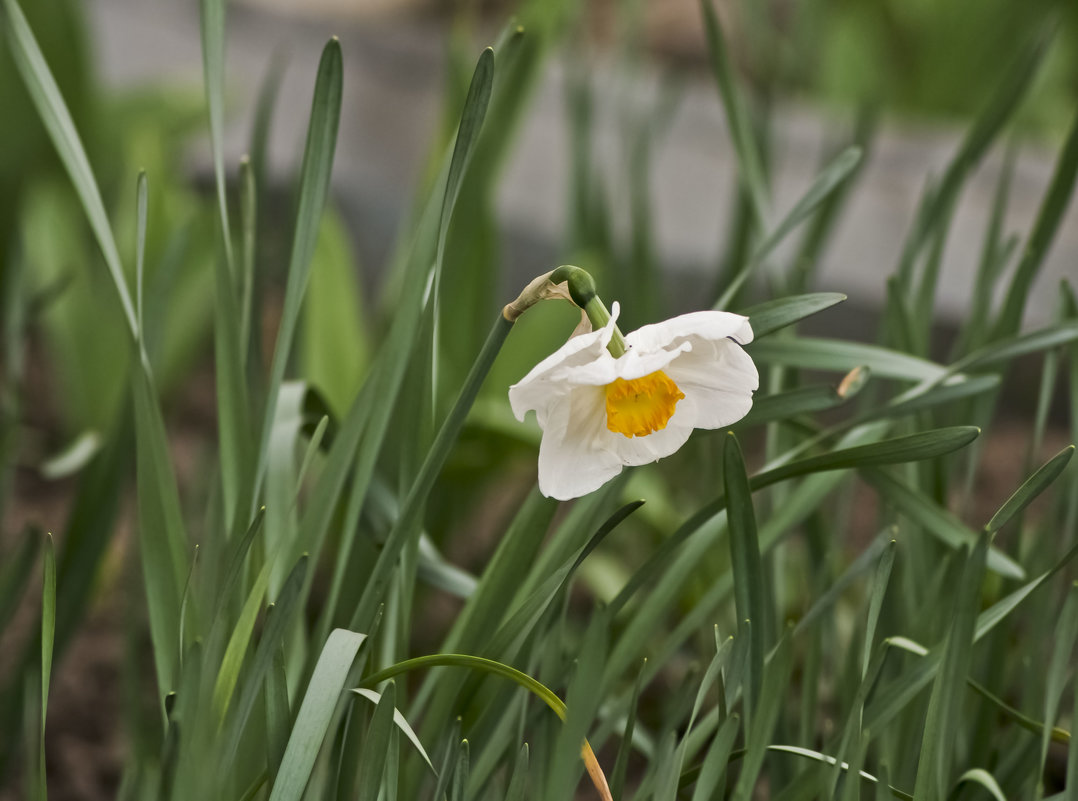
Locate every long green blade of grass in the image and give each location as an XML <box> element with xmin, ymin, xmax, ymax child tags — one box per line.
<box><xmin>351</xmin><ymin>688</ymin><xmax>434</xmax><ymax>771</ymax></box>
<box><xmin>611</xmin><ymin>426</ymin><xmax>980</xmax><ymax>616</ymax></box>
<box><xmin>269</xmin><ymin>628</ymin><xmax>367</xmax><ymax>801</ymax></box>
<box><xmin>252</xmin><ymin>37</ymin><xmax>342</xmax><ymax>515</ymax></box>
<box><xmin>354</xmin><ymin>680</ymin><xmax>396</xmax><ymax>801</ymax></box>
<box><xmin>716</xmin><ymin>147</ymin><xmax>862</xmax><ymax>308</ymax></box>
<box><xmin>731</xmin><ymin>635</ymin><xmax>792</xmax><ymax>801</ymax></box>
<box><xmin>737</xmin><ymin>292</ymin><xmax>847</xmax><ymax>338</ymax></box>
<box><xmin>863</xmin><ymin>469</ymin><xmax>1023</xmax><ymax>579</ymax></box>
<box><xmin>985</xmin><ymin>445</ymin><xmax>1074</xmax><ymax>533</ymax></box>
<box><xmin>747</xmin><ymin>338</ymin><xmax>949</xmax><ymax>382</ymax></box>
<box><xmin>38</xmin><ymin>533</ymin><xmax>56</xmax><ymax>801</ymax></box>
<box><xmin>700</xmin><ymin>0</ymin><xmax>769</xmax><ymax>227</ymax></box>
<box><xmin>913</xmin><ymin>536</ymin><xmax>987</xmax><ymax>801</ymax></box>
<box><xmin>1040</xmin><ymin>582</ymin><xmax>1078</xmax><ymax>792</ymax></box>
<box><xmin>199</xmin><ymin>0</ymin><xmax>235</xmax><ymax>276</ymax></box>
<box><xmin>724</xmin><ymin>433</ymin><xmax>770</xmax><ymax>718</ymax></box>
<box><xmin>0</xmin><ymin>0</ymin><xmax>137</xmax><ymax>338</ymax></box>
<box><xmin>993</xmin><ymin>108</ymin><xmax>1078</xmax><ymax>339</ymax></box>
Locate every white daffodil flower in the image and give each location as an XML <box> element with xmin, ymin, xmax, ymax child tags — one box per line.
<box><xmin>509</xmin><ymin>303</ymin><xmax>758</xmax><ymax>500</ymax></box>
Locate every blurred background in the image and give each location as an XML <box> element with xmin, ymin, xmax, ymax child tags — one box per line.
<box><xmin>4</xmin><ymin>0</ymin><xmax>1075</xmax><ymax>463</ymax></box>
<box><xmin>7</xmin><ymin>0</ymin><xmax>1078</xmax><ymax>346</ymax></box>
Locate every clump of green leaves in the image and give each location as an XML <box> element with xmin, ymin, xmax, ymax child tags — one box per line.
<box><xmin>1</xmin><ymin>0</ymin><xmax>1077</xmax><ymax>799</ymax></box>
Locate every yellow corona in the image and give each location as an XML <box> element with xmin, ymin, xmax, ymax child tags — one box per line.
<box><xmin>605</xmin><ymin>370</ymin><xmax>685</xmax><ymax>438</ymax></box>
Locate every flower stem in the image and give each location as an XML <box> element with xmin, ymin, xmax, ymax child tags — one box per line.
<box><xmin>583</xmin><ymin>297</ymin><xmax>629</xmax><ymax>357</ymax></box>
<box><xmin>549</xmin><ymin>265</ymin><xmax>629</xmax><ymax>358</ymax></box>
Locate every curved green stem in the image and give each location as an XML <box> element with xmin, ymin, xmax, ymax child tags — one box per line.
<box><xmin>360</xmin><ymin>653</ymin><xmax>612</xmax><ymax>801</ymax></box>
<box><xmin>361</xmin><ymin>653</ymin><xmax>567</xmax><ymax>719</ymax></box>
<box><xmin>549</xmin><ymin>265</ymin><xmax>628</xmax><ymax>357</ymax></box>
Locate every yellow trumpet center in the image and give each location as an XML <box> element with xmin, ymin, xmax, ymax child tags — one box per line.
<box><xmin>605</xmin><ymin>370</ymin><xmax>685</xmax><ymax>438</ymax></box>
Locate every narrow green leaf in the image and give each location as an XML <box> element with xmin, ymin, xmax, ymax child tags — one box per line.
<box><xmin>718</xmin><ymin>148</ymin><xmax>862</xmax><ymax>307</ymax></box>
<box><xmin>504</xmin><ymin>743</ymin><xmax>529</xmax><ymax>801</ymax></box>
<box><xmin>249</xmin><ymin>51</ymin><xmax>287</xmax><ymax>189</ymax></box>
<box><xmin>1</xmin><ymin>0</ymin><xmax>137</xmax><ymax>337</ymax></box>
<box><xmin>220</xmin><ymin>556</ymin><xmax>309</xmax><ymax>772</ymax></box>
<box><xmin>895</xmin><ymin>27</ymin><xmax>1049</xmax><ymax>291</ymax></box>
<box><xmin>212</xmin><ymin>506</ymin><xmax>266</xmax><ymax>615</ymax></box>
<box><xmin>610</xmin><ymin>660</ymin><xmax>646</xmax><ymax>801</ymax></box>
<box><xmin>864</xmin><ymin>539</ymin><xmax>897</xmax><ymax>677</ymax></box>
<box><xmin>760</xmin><ymin>427</ymin><xmax>981</xmax><ymax>486</ymax></box>
<box><xmin>132</xmin><ymin>366</ymin><xmax>190</xmax><ymax>697</ymax></box>
<box><xmin>438</xmin><ymin>48</ymin><xmax>495</xmax><ymax>261</ymax></box>
<box><xmin>303</xmin><ymin>209</ymin><xmax>368</xmax><ymax>416</ymax></box>
<box><xmin>860</xmin><ymin>375</ymin><xmax>1000</xmax><ymax>423</ymax></box>
<box><xmin>966</xmin><ymin>679</ymin><xmax>1069</xmax><ymax>745</ymax></box>
<box><xmin>549</xmin><ymin>612</ymin><xmax>607</xmax><ymax>801</ymax></box>
<box><xmin>791</xmin><ymin>535</ymin><xmax>889</xmax><ymax>641</ymax></box>
<box><xmin>1069</xmin><ymin>665</ymin><xmax>1078</xmax><ymax>801</ymax></box>
<box><xmin>954</xmin><ymin>323</ymin><xmax>1078</xmax><ymax>374</ymax></box>
<box><xmin>361</xmin><ymin>653</ymin><xmax>569</xmax><ymax>721</ymax></box>
<box><xmin>759</xmin><ymin>745</ymin><xmax>912</xmax><ymax>800</ymax></box>
<box><xmin>430</xmin><ymin>723</ymin><xmax>462</xmax><ymax>801</ymax></box>
<box><xmin>689</xmin><ymin>714</ymin><xmax>740</xmax><ymax>801</ymax></box>
<box><xmin>914</xmin><ymin>537</ymin><xmax>987</xmax><ymax>801</ymax></box>
<box><xmin>986</xmin><ymin>445</ymin><xmax>1074</xmax><ymax>533</ymax></box>
<box><xmin>724</xmin><ymin>433</ymin><xmax>770</xmax><ymax>717</ymax></box>
<box><xmin>212</xmin><ymin>556</ymin><xmax>274</xmax><ymax>726</ymax></box>
<box><xmin>700</xmin><ymin>0</ymin><xmax>769</xmax><ymax>227</ymax></box>
<box><xmin>1041</xmin><ymin>583</ymin><xmax>1078</xmax><ymax>790</ymax></box>
<box><xmin>430</xmin><ymin>46</ymin><xmax>495</xmax><ymax>412</ymax></box>
<box><xmin>302</xmin><ymin>43</ymin><xmax>498</xmax><ymax>634</ymax></box>
<box><xmin>752</xmin><ymin>148</ymin><xmax>862</xmax><ymax>268</ymax></box>
<box><xmin>748</xmin><ymin>338</ymin><xmax>949</xmax><ymax>382</ymax></box>
<box><xmin>839</xmin><ymin>731</ymin><xmax>870</xmax><ymax>801</ymax></box>
<box><xmin>731</xmin><ymin>635</ymin><xmax>792</xmax><ymax>801</ymax></box>
<box><xmin>176</xmin><ymin>545</ymin><xmax>199</xmax><ymax>664</ymax></box>
<box><xmin>737</xmin><ymin>383</ymin><xmax>849</xmax><ymax>428</ymax></box>
<box><xmin>611</xmin><ymin>426</ymin><xmax>975</xmax><ymax>617</ymax></box>
<box><xmin>269</xmin><ymin>628</ymin><xmax>367</xmax><ymax>801</ymax></box>
<box><xmin>863</xmin><ymin>469</ymin><xmax>1024</xmax><ymax>579</ymax></box>
<box><xmin>38</xmin><ymin>533</ymin><xmax>56</xmax><ymax>799</ymax></box>
<box><xmin>213</xmin><ymin>192</ymin><xmax>253</xmax><ymax>527</ymax></box>
<box><xmin>253</xmin><ymin>37</ymin><xmax>343</xmax><ymax>511</ymax></box>
<box><xmin>951</xmin><ymin>769</ymin><xmax>1007</xmax><ymax>801</ymax></box>
<box><xmin>135</xmin><ymin>171</ymin><xmax>147</xmax><ymax>340</ymax></box>
<box><xmin>238</xmin><ymin>156</ymin><xmax>257</xmax><ymax>365</ymax></box>
<box><xmin>993</xmin><ymin>107</ymin><xmax>1078</xmax><ymax>339</ymax></box>
<box><xmin>351</xmin><ymin>688</ymin><xmax>435</xmax><ymax>771</ymax></box>
<box><xmin>199</xmin><ymin>0</ymin><xmax>235</xmax><ymax>276</ymax></box>
<box><xmin>354</xmin><ymin>681</ymin><xmax>396</xmax><ymax>801</ymax></box>
<box><xmin>450</xmin><ymin>740</ymin><xmax>470</xmax><ymax>801</ymax></box>
<box><xmin>417</xmin><ymin>535</ymin><xmax>478</xmax><ymax>599</ymax></box>
<box><xmin>265</xmin><ymin>646</ymin><xmax>290</xmax><ymax>783</ymax></box>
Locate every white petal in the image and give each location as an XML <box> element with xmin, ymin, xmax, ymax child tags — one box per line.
<box><xmin>625</xmin><ymin>310</ymin><xmax>754</xmax><ymax>351</ymax></box>
<box><xmin>507</xmin><ymin>303</ymin><xmax>621</xmax><ymax>421</ymax></box>
<box><xmin>611</xmin><ymin>341</ymin><xmax>692</xmax><ymax>381</ymax></box>
<box><xmin>536</xmin><ymin>386</ymin><xmax>624</xmax><ymax>500</ymax></box>
<box><xmin>665</xmin><ymin>340</ymin><xmax>759</xmax><ymax>430</ymax></box>
<box><xmin>597</xmin><ymin>413</ymin><xmax>696</xmax><ymax>467</ymax></box>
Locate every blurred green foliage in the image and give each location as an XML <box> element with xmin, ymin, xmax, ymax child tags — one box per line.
<box><xmin>1</xmin><ymin>0</ymin><xmax>1077</xmax><ymax>799</ymax></box>
<box><xmin>791</xmin><ymin>0</ymin><xmax>1077</xmax><ymax>130</ymax></box>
